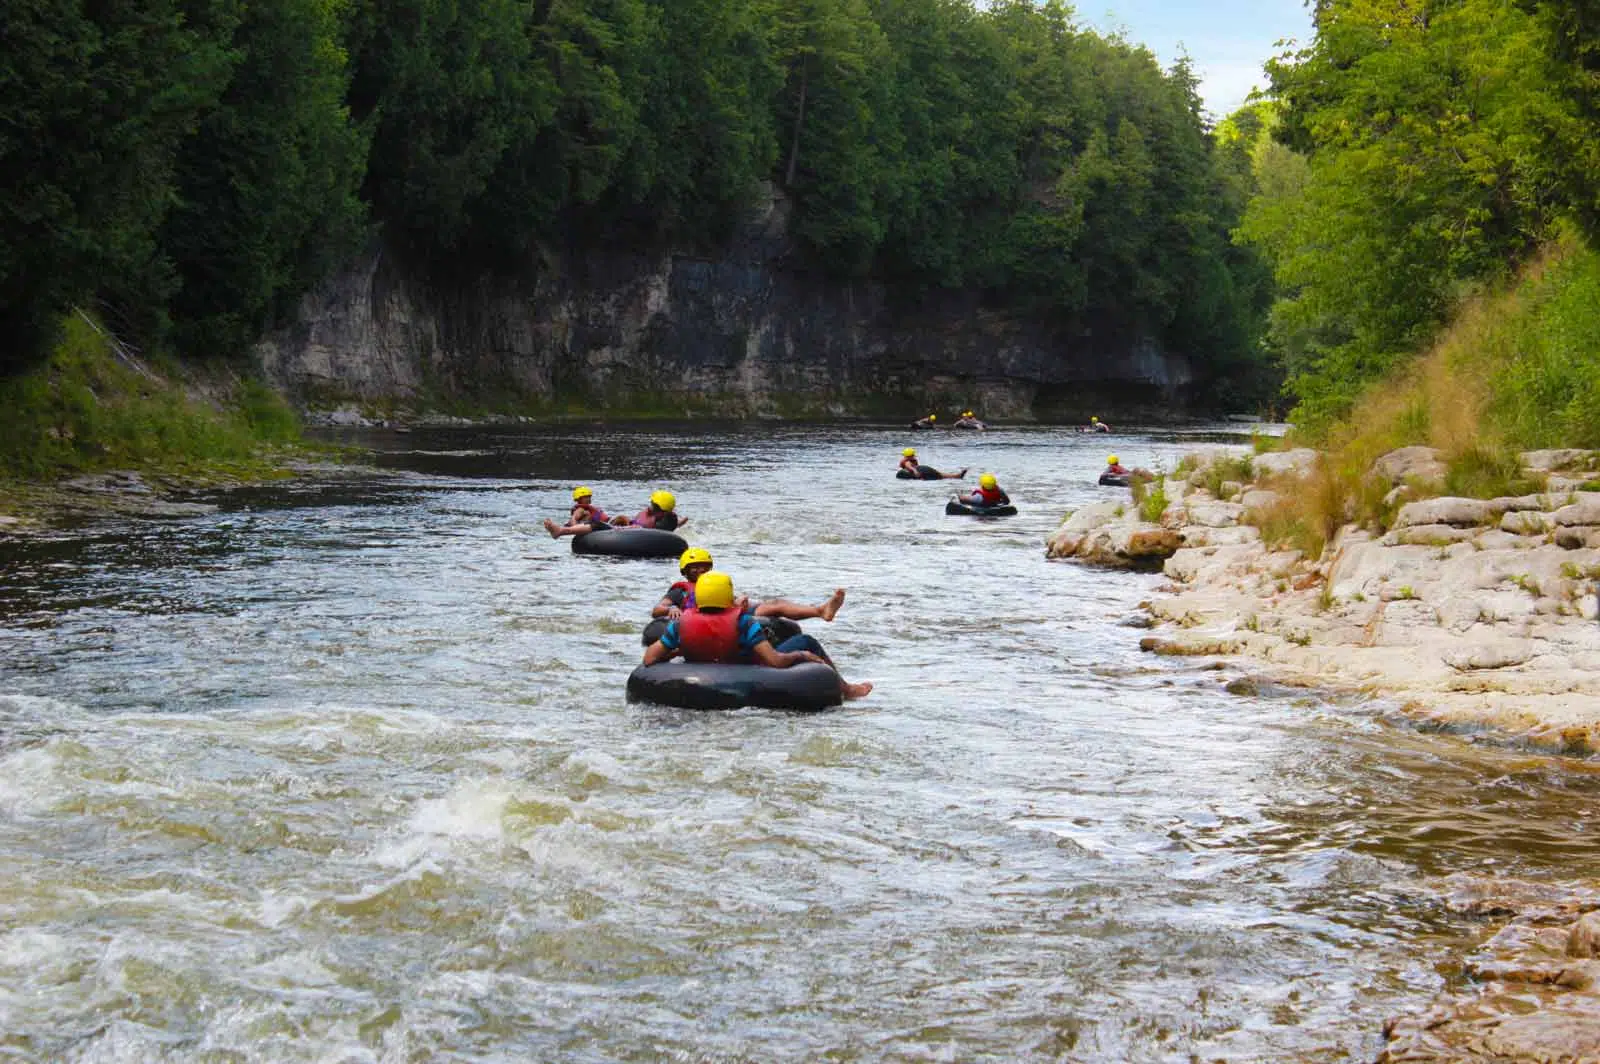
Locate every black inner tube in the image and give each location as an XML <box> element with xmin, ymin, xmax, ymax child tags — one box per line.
<box><xmin>626</xmin><ymin>661</ymin><xmax>842</xmax><ymax>711</ymax></box>
<box><xmin>571</xmin><ymin>527</ymin><xmax>688</xmax><ymax>559</ymax></box>
<box><xmin>1098</xmin><ymin>473</ymin><xmax>1130</xmax><ymax>487</ymax></box>
<box><xmin>945</xmin><ymin>498</ymin><xmax>1018</xmax><ymax>517</ymax></box>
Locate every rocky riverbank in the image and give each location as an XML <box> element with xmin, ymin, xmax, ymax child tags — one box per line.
<box><xmin>1047</xmin><ymin>445</ymin><xmax>1600</xmax><ymax>1062</ymax></box>
<box><xmin>1049</xmin><ymin>446</ymin><xmax>1600</xmax><ymax>752</ymax></box>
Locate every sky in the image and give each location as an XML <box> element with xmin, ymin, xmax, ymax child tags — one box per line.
<box><xmin>1077</xmin><ymin>0</ymin><xmax>1314</xmax><ymax>118</ymax></box>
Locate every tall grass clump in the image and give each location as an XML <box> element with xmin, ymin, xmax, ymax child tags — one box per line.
<box><xmin>1482</xmin><ymin>239</ymin><xmax>1600</xmax><ymax>448</ymax></box>
<box><xmin>1131</xmin><ymin>474</ymin><xmax>1169</xmax><ymax>523</ymax></box>
<box><xmin>1201</xmin><ymin>454</ymin><xmax>1254</xmax><ymax>498</ymax></box>
<box><xmin>1443</xmin><ymin>446</ymin><xmax>1542</xmax><ymax>499</ymax></box>
<box><xmin>0</xmin><ymin>314</ymin><xmax>301</xmax><ymax>481</ymax></box>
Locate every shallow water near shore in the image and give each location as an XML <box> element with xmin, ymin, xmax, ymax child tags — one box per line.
<box><xmin>2</xmin><ymin>422</ymin><xmax>1597</xmax><ymax>1062</ymax></box>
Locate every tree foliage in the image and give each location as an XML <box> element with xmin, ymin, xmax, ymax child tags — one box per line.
<box><xmin>2</xmin><ymin>0</ymin><xmax>1280</xmax><ymax>405</ymax></box>
<box><xmin>0</xmin><ymin>0</ymin><xmax>234</xmax><ymax>372</ymax></box>
<box><xmin>1243</xmin><ymin>0</ymin><xmax>1600</xmax><ymax>431</ymax></box>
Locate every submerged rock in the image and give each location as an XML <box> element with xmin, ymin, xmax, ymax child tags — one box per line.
<box><xmin>1379</xmin><ymin>881</ymin><xmax>1600</xmax><ymax>1064</ymax></box>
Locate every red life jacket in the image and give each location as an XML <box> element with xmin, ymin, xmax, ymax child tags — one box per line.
<box><xmin>676</xmin><ymin>608</ymin><xmax>743</xmax><ymax>663</ymax></box>
<box><xmin>666</xmin><ymin>579</ymin><xmax>695</xmax><ymax>608</ymax></box>
<box><xmin>975</xmin><ymin>485</ymin><xmax>1005</xmax><ymax>505</ymax></box>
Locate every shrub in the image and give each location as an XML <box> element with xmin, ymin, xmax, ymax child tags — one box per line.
<box><xmin>1444</xmin><ymin>447</ymin><xmax>1542</xmax><ymax>499</ymax></box>
<box><xmin>1201</xmin><ymin>454</ymin><xmax>1254</xmax><ymax>497</ymax></box>
<box><xmin>1132</xmin><ymin>476</ymin><xmax>1170</xmax><ymax>523</ymax></box>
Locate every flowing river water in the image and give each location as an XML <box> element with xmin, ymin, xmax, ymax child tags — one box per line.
<box><xmin>2</xmin><ymin>423</ymin><xmax>1598</xmax><ymax>1062</ymax></box>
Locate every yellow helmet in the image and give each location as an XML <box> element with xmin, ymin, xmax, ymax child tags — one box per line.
<box><xmin>572</xmin><ymin>486</ymin><xmax>593</xmax><ymax>501</ymax></box>
<box><xmin>902</xmin><ymin>448</ymin><xmax>916</xmax><ymax>458</ymax></box>
<box><xmin>650</xmin><ymin>490</ymin><xmax>676</xmax><ymax>512</ymax></box>
<box><xmin>979</xmin><ymin>473</ymin><xmax>997</xmax><ymax>489</ymax></box>
<box><xmin>1091</xmin><ymin>416</ymin><xmax>1099</xmax><ymax>423</ymax></box>
<box><xmin>1108</xmin><ymin>455</ymin><xmax>1119</xmax><ymax>465</ymax></box>
<box><xmin>679</xmin><ymin>546</ymin><xmax>713</xmax><ymax>573</ymax></box>
<box><xmin>929</xmin><ymin>413</ymin><xmax>937</xmax><ymax>421</ymax></box>
<box><xmin>695</xmin><ymin>571</ymin><xmax>735</xmax><ymax>609</ymax></box>
<box><xmin>963</xmin><ymin>410</ymin><xmax>973</xmax><ymax>417</ymax></box>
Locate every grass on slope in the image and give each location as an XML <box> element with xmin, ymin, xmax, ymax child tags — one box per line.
<box><xmin>1257</xmin><ymin>232</ymin><xmax>1600</xmax><ymax>558</ymax></box>
<box><xmin>0</xmin><ymin>313</ymin><xmax>303</xmax><ymax>483</ymax></box>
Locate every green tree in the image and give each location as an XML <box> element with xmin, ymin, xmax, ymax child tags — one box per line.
<box><xmin>591</xmin><ymin>0</ymin><xmax>781</xmax><ymax>241</ymax></box>
<box><xmin>345</xmin><ymin>0</ymin><xmax>553</xmax><ymax>257</ymax></box>
<box><xmin>771</xmin><ymin>0</ymin><xmax>895</xmax><ymax>272</ymax></box>
<box><xmin>1251</xmin><ymin>0</ymin><xmax>1591</xmax><ymax>429</ymax></box>
<box><xmin>0</xmin><ymin>0</ymin><xmax>234</xmax><ymax>373</ymax></box>
<box><xmin>161</xmin><ymin>0</ymin><xmax>369</xmax><ymax>359</ymax></box>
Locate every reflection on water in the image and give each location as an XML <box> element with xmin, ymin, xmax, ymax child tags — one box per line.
<box><xmin>0</xmin><ymin>422</ymin><xmax>1596</xmax><ymax>1062</ymax></box>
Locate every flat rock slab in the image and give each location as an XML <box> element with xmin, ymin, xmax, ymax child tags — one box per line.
<box><xmin>1182</xmin><ymin>500</ymin><xmax>1244</xmax><ymax>528</ymax></box>
<box><xmin>1238</xmin><ymin>489</ymin><xmax>1282</xmax><ymax>514</ymax></box>
<box><xmin>1394</xmin><ymin>497</ymin><xmax>1502</xmax><ymax>528</ymax></box>
<box><xmin>1374</xmin><ymin>445</ymin><xmax>1447</xmax><ymax>484</ymax></box>
<box><xmin>1502</xmin><ymin>510</ymin><xmax>1553</xmax><ymax>535</ymax></box>
<box><xmin>62</xmin><ymin>472</ymin><xmax>153</xmax><ymax>495</ymax></box>
<box><xmin>1252</xmin><ymin>448</ymin><xmax>1319</xmax><ymax>478</ymax></box>
<box><xmin>1443</xmin><ymin>640</ymin><xmax>1535</xmax><ymax>671</ymax></box>
<box><xmin>1386</xmin><ymin>523</ymin><xmax>1478</xmax><ymax>546</ymax></box>
<box><xmin>1521</xmin><ymin>448</ymin><xmax>1598</xmax><ymax>472</ymax></box>
<box><xmin>1553</xmin><ymin>495</ymin><xmax>1600</xmax><ymax>527</ymax></box>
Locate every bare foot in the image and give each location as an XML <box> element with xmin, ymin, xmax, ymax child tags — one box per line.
<box><xmin>543</xmin><ymin>518</ymin><xmax>562</xmax><ymax>539</ymax></box>
<box><xmin>842</xmin><ymin>680</ymin><xmax>873</xmax><ymax>701</ymax></box>
<box><xmin>820</xmin><ymin>588</ymin><xmax>846</xmax><ymax>622</ymax></box>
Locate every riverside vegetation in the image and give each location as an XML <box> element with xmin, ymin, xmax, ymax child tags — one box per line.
<box><xmin>0</xmin><ymin>314</ymin><xmax>306</xmax><ymax>528</ymax></box>
<box><xmin>1046</xmin><ymin>230</ymin><xmax>1600</xmax><ymax>1061</ymax></box>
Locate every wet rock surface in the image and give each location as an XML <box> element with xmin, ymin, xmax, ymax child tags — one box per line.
<box><xmin>1050</xmin><ymin>446</ymin><xmax>1600</xmax><ymax>1063</ymax></box>
<box><xmin>1378</xmin><ymin>879</ymin><xmax>1600</xmax><ymax>1063</ymax></box>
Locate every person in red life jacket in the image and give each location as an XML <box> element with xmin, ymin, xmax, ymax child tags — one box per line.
<box><xmin>653</xmin><ymin>548</ymin><xmax>845</xmax><ymax>624</ymax></box>
<box><xmin>1082</xmin><ymin>415</ymin><xmax>1112</xmax><ymax>433</ymax></box>
<box><xmin>544</xmin><ymin>486</ymin><xmax>620</xmax><ymax>538</ymax></box>
<box><xmin>626</xmin><ymin>490</ymin><xmax>686</xmax><ymax>531</ymax></box>
<box><xmin>953</xmin><ymin>410</ymin><xmax>988</xmax><ymax>431</ymax></box>
<box><xmin>897</xmin><ymin>448</ymin><xmax>966</xmax><ymax>480</ymax></box>
<box><xmin>643</xmin><ymin>571</ymin><xmax>873</xmax><ymax>700</ymax></box>
<box><xmin>1104</xmin><ymin>455</ymin><xmax>1129</xmax><ymax>477</ymax></box>
<box><xmin>961</xmin><ymin>472</ymin><xmax>1010</xmax><ymax>508</ymax></box>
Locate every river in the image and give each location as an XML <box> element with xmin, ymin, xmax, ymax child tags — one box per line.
<box><xmin>2</xmin><ymin>423</ymin><xmax>1597</xmax><ymax>1062</ymax></box>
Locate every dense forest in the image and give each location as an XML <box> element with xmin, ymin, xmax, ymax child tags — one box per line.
<box><xmin>0</xmin><ymin>0</ymin><xmax>1276</xmax><ymax>407</ymax></box>
<box><xmin>1235</xmin><ymin>0</ymin><xmax>1600</xmax><ymax>434</ymax></box>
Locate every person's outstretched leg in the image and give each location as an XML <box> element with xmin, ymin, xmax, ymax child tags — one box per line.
<box><xmin>754</xmin><ymin>588</ymin><xmax>846</xmax><ymax>622</ymax></box>
<box><xmin>775</xmin><ymin>633</ymin><xmax>872</xmax><ymax>700</ymax></box>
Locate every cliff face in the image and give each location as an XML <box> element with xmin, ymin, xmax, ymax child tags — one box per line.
<box><xmin>255</xmin><ymin>192</ymin><xmax>1194</xmax><ymax>419</ymax></box>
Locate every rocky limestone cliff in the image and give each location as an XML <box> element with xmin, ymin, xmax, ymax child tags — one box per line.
<box><xmin>254</xmin><ymin>189</ymin><xmax>1194</xmax><ymax>418</ymax></box>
